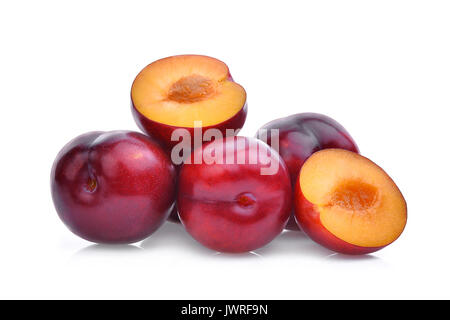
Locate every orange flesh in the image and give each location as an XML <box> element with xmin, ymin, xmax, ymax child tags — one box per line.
<box><xmin>300</xmin><ymin>149</ymin><xmax>407</xmax><ymax>247</ymax></box>
<box><xmin>131</xmin><ymin>55</ymin><xmax>246</xmax><ymax>128</ymax></box>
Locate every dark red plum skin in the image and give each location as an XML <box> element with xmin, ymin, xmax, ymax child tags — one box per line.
<box><xmin>256</xmin><ymin>113</ymin><xmax>359</xmax><ymax>231</ymax></box>
<box><xmin>177</xmin><ymin>136</ymin><xmax>292</xmax><ymax>253</ymax></box>
<box><xmin>51</xmin><ymin>131</ymin><xmax>176</xmax><ymax>244</ymax></box>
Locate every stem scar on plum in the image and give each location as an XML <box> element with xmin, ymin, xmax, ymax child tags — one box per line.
<box><xmin>85</xmin><ymin>177</ymin><xmax>98</xmax><ymax>193</ymax></box>
<box><xmin>236</xmin><ymin>192</ymin><xmax>257</xmax><ymax>208</ymax></box>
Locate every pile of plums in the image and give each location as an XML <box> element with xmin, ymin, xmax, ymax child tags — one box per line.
<box><xmin>51</xmin><ymin>55</ymin><xmax>407</xmax><ymax>255</ymax></box>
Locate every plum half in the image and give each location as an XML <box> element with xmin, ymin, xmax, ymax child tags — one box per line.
<box><xmin>131</xmin><ymin>55</ymin><xmax>247</xmax><ymax>149</ymax></box>
<box><xmin>295</xmin><ymin>149</ymin><xmax>407</xmax><ymax>254</ymax></box>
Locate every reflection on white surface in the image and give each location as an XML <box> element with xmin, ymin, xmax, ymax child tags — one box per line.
<box><xmin>71</xmin><ymin>222</ymin><xmax>383</xmax><ymax>262</ymax></box>
<box><xmin>74</xmin><ymin>243</ymin><xmax>142</xmax><ymax>256</ymax></box>
<box><xmin>140</xmin><ymin>221</ymin><xmax>213</xmax><ymax>255</ymax></box>
<box><xmin>326</xmin><ymin>253</ymin><xmax>380</xmax><ymax>262</ymax></box>
<box><xmin>212</xmin><ymin>251</ymin><xmax>263</xmax><ymax>259</ymax></box>
<box><xmin>255</xmin><ymin>229</ymin><xmax>335</xmax><ymax>258</ymax></box>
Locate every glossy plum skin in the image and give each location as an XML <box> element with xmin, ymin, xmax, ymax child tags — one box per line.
<box><xmin>131</xmin><ymin>101</ymin><xmax>248</xmax><ymax>149</ymax></box>
<box><xmin>51</xmin><ymin>131</ymin><xmax>176</xmax><ymax>244</ymax></box>
<box><xmin>256</xmin><ymin>113</ymin><xmax>359</xmax><ymax>230</ymax></box>
<box><xmin>294</xmin><ymin>180</ymin><xmax>383</xmax><ymax>255</ymax></box>
<box><xmin>177</xmin><ymin>136</ymin><xmax>292</xmax><ymax>253</ymax></box>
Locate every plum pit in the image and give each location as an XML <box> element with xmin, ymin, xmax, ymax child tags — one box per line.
<box><xmin>329</xmin><ymin>180</ymin><xmax>378</xmax><ymax>211</ymax></box>
<box><xmin>168</xmin><ymin>74</ymin><xmax>216</xmax><ymax>103</ymax></box>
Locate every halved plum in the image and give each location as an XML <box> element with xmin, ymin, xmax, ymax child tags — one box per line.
<box><xmin>131</xmin><ymin>55</ymin><xmax>247</xmax><ymax>149</ymax></box>
<box><xmin>295</xmin><ymin>149</ymin><xmax>407</xmax><ymax>254</ymax></box>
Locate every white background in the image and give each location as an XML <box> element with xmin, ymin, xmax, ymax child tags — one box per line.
<box><xmin>0</xmin><ymin>0</ymin><xmax>449</xmax><ymax>299</ymax></box>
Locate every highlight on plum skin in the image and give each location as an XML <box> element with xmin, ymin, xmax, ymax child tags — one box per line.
<box><xmin>256</xmin><ymin>112</ymin><xmax>359</xmax><ymax>231</ymax></box>
<box><xmin>294</xmin><ymin>149</ymin><xmax>407</xmax><ymax>255</ymax></box>
<box><xmin>177</xmin><ymin>136</ymin><xmax>292</xmax><ymax>253</ymax></box>
<box><xmin>50</xmin><ymin>130</ymin><xmax>177</xmax><ymax>244</ymax></box>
